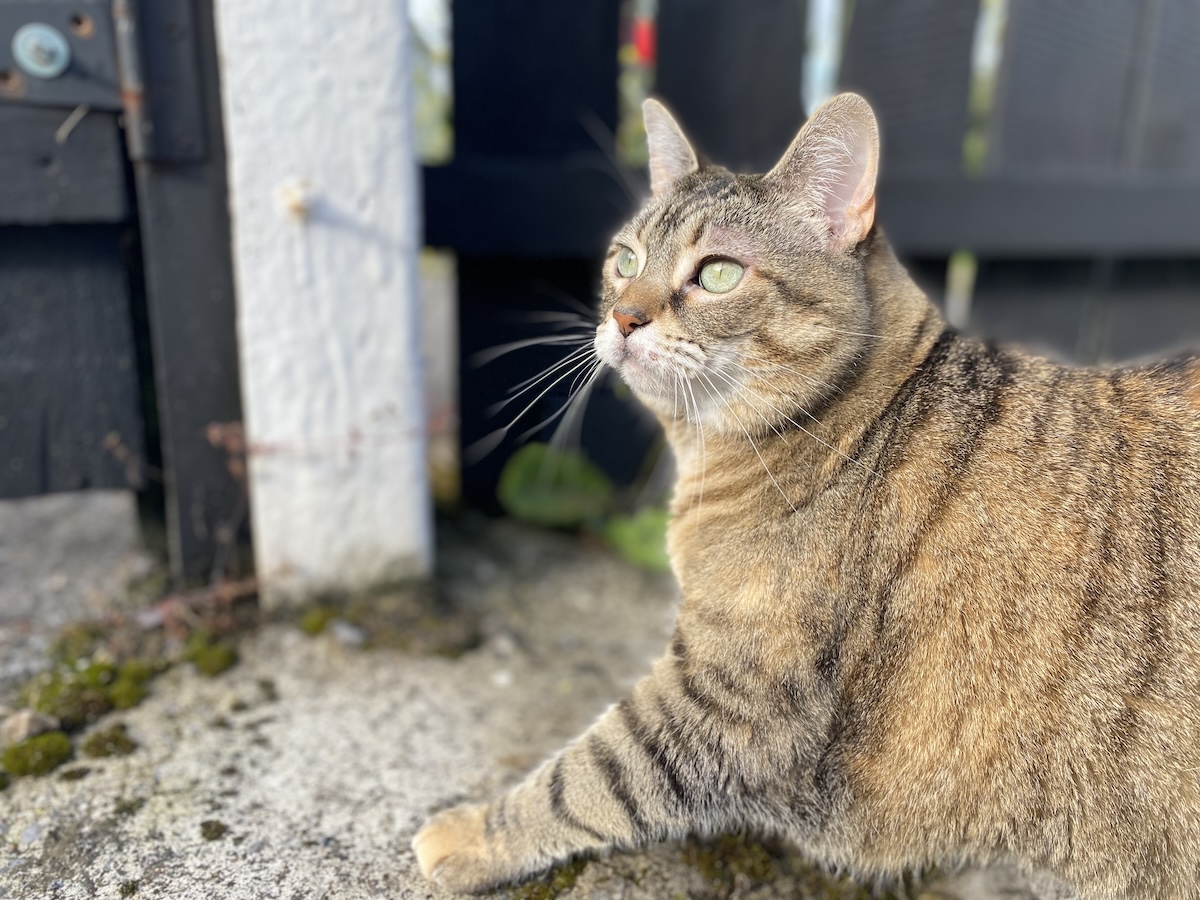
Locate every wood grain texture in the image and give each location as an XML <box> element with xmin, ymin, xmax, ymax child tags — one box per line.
<box><xmin>0</xmin><ymin>225</ymin><xmax>144</xmax><ymax>496</ymax></box>
<box><xmin>0</xmin><ymin>107</ymin><xmax>127</xmax><ymax>224</ymax></box>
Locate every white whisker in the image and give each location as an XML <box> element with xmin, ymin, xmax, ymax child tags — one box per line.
<box><xmin>721</xmin><ymin>366</ymin><xmax>881</xmax><ymax>478</ymax></box>
<box><xmin>472</xmin><ymin>334</ymin><xmax>592</xmax><ymax>367</ymax></box>
<box><xmin>497</xmin><ymin>345</ymin><xmax>597</xmax><ymax>407</ymax></box>
<box><xmin>547</xmin><ymin>363</ymin><xmax>607</xmax><ymax>453</ymax></box>
<box><xmin>517</xmin><ymin>359</ymin><xmax>603</xmax><ymax>443</ymax></box>
<box><xmin>466</xmin><ymin>352</ymin><xmax>598</xmax><ymax>461</ymax></box>
<box><xmin>697</xmin><ymin>373</ymin><xmax>797</xmax><ymax>513</ymax></box>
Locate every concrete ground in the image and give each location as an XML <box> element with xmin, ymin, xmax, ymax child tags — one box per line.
<box><xmin>0</xmin><ymin>493</ymin><xmax>1015</xmax><ymax>900</ymax></box>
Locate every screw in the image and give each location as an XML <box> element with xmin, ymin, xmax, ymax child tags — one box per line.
<box><xmin>12</xmin><ymin>23</ymin><xmax>71</xmax><ymax>79</ymax></box>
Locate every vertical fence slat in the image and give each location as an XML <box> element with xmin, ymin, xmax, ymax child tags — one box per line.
<box><xmin>655</xmin><ymin>0</ymin><xmax>807</xmax><ymax>172</ymax></box>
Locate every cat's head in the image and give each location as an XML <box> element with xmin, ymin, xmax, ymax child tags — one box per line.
<box><xmin>594</xmin><ymin>93</ymin><xmax>881</xmax><ymax>435</ymax></box>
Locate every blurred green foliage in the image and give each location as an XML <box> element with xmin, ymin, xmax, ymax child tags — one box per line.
<box><xmin>498</xmin><ymin>443</ymin><xmax>670</xmax><ymax>571</ymax></box>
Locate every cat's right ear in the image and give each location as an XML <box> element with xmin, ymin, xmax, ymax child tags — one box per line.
<box><xmin>767</xmin><ymin>92</ymin><xmax>880</xmax><ymax>252</ymax></box>
<box><xmin>643</xmin><ymin>98</ymin><xmax>699</xmax><ymax>197</ymax></box>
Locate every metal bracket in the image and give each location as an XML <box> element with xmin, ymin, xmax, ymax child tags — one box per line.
<box><xmin>0</xmin><ymin>1</ymin><xmax>122</xmax><ymax>110</ymax></box>
<box><xmin>0</xmin><ymin>0</ymin><xmax>206</xmax><ymax>162</ymax></box>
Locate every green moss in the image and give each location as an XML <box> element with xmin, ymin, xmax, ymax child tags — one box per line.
<box><xmin>119</xmin><ymin>658</ymin><xmax>161</xmax><ymax>683</ymax></box>
<box><xmin>0</xmin><ymin>771</ymin><xmax>9</xmax><ymax>791</ymax></box>
<box><xmin>119</xmin><ymin>880</ymin><xmax>141</xmax><ymax>897</ymax></box>
<box><xmin>184</xmin><ymin>633</ymin><xmax>238</xmax><ymax>677</ymax></box>
<box><xmin>681</xmin><ymin>833</ymin><xmax>900</xmax><ymax>899</ymax></box>
<box><xmin>79</xmin><ymin>660</ymin><xmax>119</xmax><ymax>688</ymax></box>
<box><xmin>299</xmin><ymin>606</ymin><xmax>338</xmax><ymax>636</ymax></box>
<box><xmin>257</xmin><ymin>678</ymin><xmax>280</xmax><ymax>703</ymax></box>
<box><xmin>683</xmin><ymin>834</ymin><xmax>778</xmax><ymax>888</ymax></box>
<box><xmin>59</xmin><ymin>766</ymin><xmax>92</xmax><ymax>781</ymax></box>
<box><xmin>49</xmin><ymin>622</ymin><xmax>107</xmax><ymax>665</ymax></box>
<box><xmin>19</xmin><ymin>655</ymin><xmax>159</xmax><ymax>729</ymax></box>
<box><xmin>293</xmin><ymin>586</ymin><xmax>481</xmax><ymax>659</ymax></box>
<box><xmin>200</xmin><ymin>819</ymin><xmax>229</xmax><ymax>841</ymax></box>
<box><xmin>508</xmin><ymin>858</ymin><xmax>588</xmax><ymax>900</ymax></box>
<box><xmin>81</xmin><ymin>723</ymin><xmax>138</xmax><ymax>758</ymax></box>
<box><xmin>2</xmin><ymin>731</ymin><xmax>73</xmax><ymax>776</ymax></box>
<box><xmin>114</xmin><ymin>797</ymin><xmax>145</xmax><ymax>818</ymax></box>
<box><xmin>21</xmin><ymin>671</ymin><xmax>112</xmax><ymax>731</ymax></box>
<box><xmin>108</xmin><ymin>677</ymin><xmax>150</xmax><ymax>710</ymax></box>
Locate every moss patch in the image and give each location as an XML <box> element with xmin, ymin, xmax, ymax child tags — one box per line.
<box><xmin>114</xmin><ymin>797</ymin><xmax>145</xmax><ymax>818</ymax></box>
<box><xmin>19</xmin><ymin>657</ymin><xmax>161</xmax><ymax>732</ymax></box>
<box><xmin>299</xmin><ymin>606</ymin><xmax>338</xmax><ymax>636</ymax></box>
<box><xmin>119</xmin><ymin>880</ymin><xmax>141</xmax><ymax>897</ymax></box>
<box><xmin>683</xmin><ymin>834</ymin><xmax>779</xmax><ymax>890</ymax></box>
<box><xmin>200</xmin><ymin>819</ymin><xmax>230</xmax><ymax>841</ymax></box>
<box><xmin>680</xmin><ymin>833</ymin><xmax>898</xmax><ymax>899</ymax></box>
<box><xmin>184</xmin><ymin>633</ymin><xmax>239</xmax><ymax>677</ymax></box>
<box><xmin>292</xmin><ymin>584</ymin><xmax>482</xmax><ymax>659</ymax></box>
<box><xmin>81</xmin><ymin>723</ymin><xmax>138</xmax><ymax>758</ymax></box>
<box><xmin>59</xmin><ymin>766</ymin><xmax>92</xmax><ymax>782</ymax></box>
<box><xmin>0</xmin><ymin>770</ymin><xmax>9</xmax><ymax>791</ymax></box>
<box><xmin>49</xmin><ymin>622</ymin><xmax>108</xmax><ymax>666</ymax></box>
<box><xmin>508</xmin><ymin>857</ymin><xmax>588</xmax><ymax>900</ymax></box>
<box><xmin>21</xmin><ymin>669</ymin><xmax>113</xmax><ymax>731</ymax></box>
<box><xmin>2</xmin><ymin>731</ymin><xmax>73</xmax><ymax>776</ymax></box>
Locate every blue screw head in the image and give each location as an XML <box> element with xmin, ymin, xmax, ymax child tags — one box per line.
<box><xmin>12</xmin><ymin>23</ymin><xmax>71</xmax><ymax>79</ymax></box>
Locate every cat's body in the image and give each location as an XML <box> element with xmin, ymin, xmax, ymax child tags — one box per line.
<box><xmin>415</xmin><ymin>94</ymin><xmax>1200</xmax><ymax>899</ymax></box>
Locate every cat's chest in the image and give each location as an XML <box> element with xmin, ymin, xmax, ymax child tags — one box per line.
<box><xmin>666</xmin><ymin>492</ymin><xmax>847</xmax><ymax>614</ymax></box>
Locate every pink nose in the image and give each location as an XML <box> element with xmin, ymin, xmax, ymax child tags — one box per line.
<box><xmin>613</xmin><ymin>309</ymin><xmax>649</xmax><ymax>338</ymax></box>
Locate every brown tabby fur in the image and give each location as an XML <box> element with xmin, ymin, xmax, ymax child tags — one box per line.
<box><xmin>414</xmin><ymin>93</ymin><xmax>1200</xmax><ymax>899</ymax></box>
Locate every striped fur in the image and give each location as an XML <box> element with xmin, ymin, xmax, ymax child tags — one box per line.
<box><xmin>414</xmin><ymin>94</ymin><xmax>1200</xmax><ymax>899</ymax></box>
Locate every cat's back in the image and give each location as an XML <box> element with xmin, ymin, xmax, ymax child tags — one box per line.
<box><xmin>845</xmin><ymin>337</ymin><xmax>1200</xmax><ymax>899</ymax></box>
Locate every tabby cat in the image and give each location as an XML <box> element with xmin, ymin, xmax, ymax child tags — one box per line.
<box><xmin>414</xmin><ymin>93</ymin><xmax>1200</xmax><ymax>899</ymax></box>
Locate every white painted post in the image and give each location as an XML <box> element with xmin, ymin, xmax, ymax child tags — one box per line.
<box><xmin>213</xmin><ymin>0</ymin><xmax>432</xmax><ymax>605</ymax></box>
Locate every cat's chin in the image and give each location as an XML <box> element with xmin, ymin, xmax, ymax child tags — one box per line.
<box><xmin>596</xmin><ymin>333</ymin><xmax>667</xmax><ymax>398</ymax></box>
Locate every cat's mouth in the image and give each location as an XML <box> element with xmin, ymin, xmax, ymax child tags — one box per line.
<box><xmin>595</xmin><ymin>324</ymin><xmax>742</xmax><ymax>420</ymax></box>
<box><xmin>595</xmin><ymin>325</ymin><xmax>672</xmax><ymax>393</ymax></box>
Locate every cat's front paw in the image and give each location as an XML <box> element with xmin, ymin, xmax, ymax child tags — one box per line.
<box><xmin>413</xmin><ymin>803</ymin><xmax>512</xmax><ymax>894</ymax></box>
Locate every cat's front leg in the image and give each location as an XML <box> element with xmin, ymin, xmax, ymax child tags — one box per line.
<box><xmin>413</xmin><ymin>660</ymin><xmax>728</xmax><ymax>893</ymax></box>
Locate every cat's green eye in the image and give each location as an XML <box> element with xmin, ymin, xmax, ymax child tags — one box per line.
<box><xmin>616</xmin><ymin>246</ymin><xmax>639</xmax><ymax>278</ymax></box>
<box><xmin>698</xmin><ymin>259</ymin><xmax>744</xmax><ymax>294</ymax></box>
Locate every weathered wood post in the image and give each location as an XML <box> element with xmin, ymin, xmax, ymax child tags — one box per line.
<box><xmin>212</xmin><ymin>0</ymin><xmax>432</xmax><ymax>605</ymax></box>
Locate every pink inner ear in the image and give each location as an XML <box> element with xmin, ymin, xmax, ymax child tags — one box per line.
<box><xmin>644</xmin><ymin>99</ymin><xmax>698</xmax><ymax>197</ymax></box>
<box><xmin>767</xmin><ymin>94</ymin><xmax>880</xmax><ymax>250</ymax></box>
<box><xmin>818</xmin><ymin>123</ymin><xmax>878</xmax><ymax>247</ymax></box>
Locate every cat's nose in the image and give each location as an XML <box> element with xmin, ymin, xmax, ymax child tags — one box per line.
<box><xmin>613</xmin><ymin>308</ymin><xmax>650</xmax><ymax>338</ymax></box>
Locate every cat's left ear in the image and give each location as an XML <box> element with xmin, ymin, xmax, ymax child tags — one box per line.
<box><xmin>767</xmin><ymin>92</ymin><xmax>879</xmax><ymax>252</ymax></box>
<box><xmin>643</xmin><ymin>98</ymin><xmax>699</xmax><ymax>197</ymax></box>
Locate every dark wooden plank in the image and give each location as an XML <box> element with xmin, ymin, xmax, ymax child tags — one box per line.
<box><xmin>133</xmin><ymin>0</ymin><xmax>243</xmax><ymax>582</ymax></box>
<box><xmin>1137</xmin><ymin>0</ymin><xmax>1200</xmax><ymax>177</ymax></box>
<box><xmin>965</xmin><ymin>260</ymin><xmax>1099</xmax><ymax>363</ymax></box>
<box><xmin>655</xmin><ymin>0</ymin><xmax>806</xmax><ymax>172</ymax></box>
<box><xmin>1104</xmin><ymin>259</ymin><xmax>1200</xmax><ymax>361</ymax></box>
<box><xmin>453</xmin><ymin>0</ymin><xmax>620</xmax><ymax>158</ymax></box>
<box><xmin>839</xmin><ymin>0</ymin><xmax>979</xmax><ymax>177</ymax></box>
<box><xmin>447</xmin><ymin>0</ymin><xmax>630</xmax><ymax>507</ymax></box>
<box><xmin>878</xmin><ymin>179</ymin><xmax>1200</xmax><ymax>256</ymax></box>
<box><xmin>988</xmin><ymin>1</ymin><xmax>1142</xmax><ymax>174</ymax></box>
<box><xmin>424</xmin><ymin>159</ymin><xmax>639</xmax><ymax>257</ymax></box>
<box><xmin>0</xmin><ymin>107</ymin><xmax>128</xmax><ymax>224</ymax></box>
<box><xmin>134</xmin><ymin>0</ymin><xmax>207</xmax><ymax>162</ymax></box>
<box><xmin>0</xmin><ymin>225</ymin><xmax>145</xmax><ymax>495</ymax></box>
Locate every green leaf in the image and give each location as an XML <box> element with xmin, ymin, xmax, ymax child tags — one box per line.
<box><xmin>604</xmin><ymin>507</ymin><xmax>671</xmax><ymax>571</ymax></box>
<box><xmin>497</xmin><ymin>443</ymin><xmax>614</xmax><ymax>528</ymax></box>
